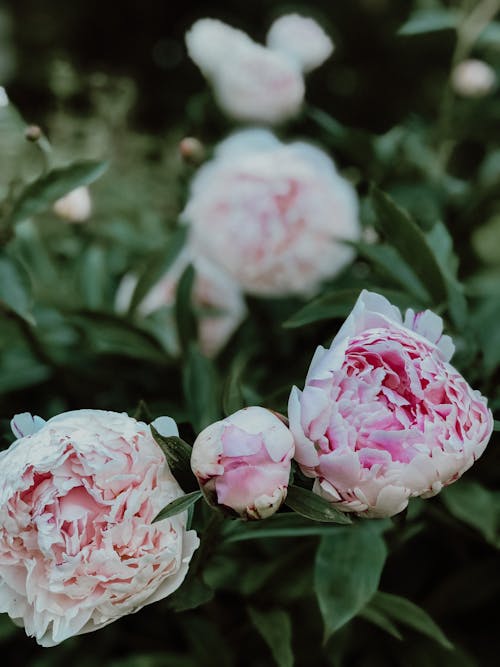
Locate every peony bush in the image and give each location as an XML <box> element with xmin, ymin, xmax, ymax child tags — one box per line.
<box><xmin>0</xmin><ymin>2</ymin><xmax>499</xmax><ymax>666</ymax></box>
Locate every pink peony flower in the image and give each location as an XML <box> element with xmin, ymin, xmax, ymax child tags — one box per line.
<box><xmin>115</xmin><ymin>250</ymin><xmax>247</xmax><ymax>358</ymax></box>
<box><xmin>185</xmin><ymin>18</ymin><xmax>305</xmax><ymax>124</ymax></box>
<box><xmin>191</xmin><ymin>407</ymin><xmax>295</xmax><ymax>519</ymax></box>
<box><xmin>53</xmin><ymin>186</ymin><xmax>92</xmax><ymax>223</ymax></box>
<box><xmin>182</xmin><ymin>129</ymin><xmax>360</xmax><ymax>297</ymax></box>
<box><xmin>266</xmin><ymin>14</ymin><xmax>334</xmax><ymax>73</ymax></box>
<box><xmin>288</xmin><ymin>291</ymin><xmax>493</xmax><ymax>518</ymax></box>
<box><xmin>0</xmin><ymin>410</ymin><xmax>199</xmax><ymax>646</ymax></box>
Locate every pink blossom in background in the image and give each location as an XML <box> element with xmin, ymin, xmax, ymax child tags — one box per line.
<box><xmin>191</xmin><ymin>407</ymin><xmax>295</xmax><ymax>519</ymax></box>
<box><xmin>186</xmin><ymin>18</ymin><xmax>305</xmax><ymax>124</ymax></box>
<box><xmin>0</xmin><ymin>410</ymin><xmax>198</xmax><ymax>646</ymax></box>
<box><xmin>182</xmin><ymin>129</ymin><xmax>360</xmax><ymax>297</ymax></box>
<box><xmin>288</xmin><ymin>291</ymin><xmax>493</xmax><ymax>518</ymax></box>
<box><xmin>115</xmin><ymin>250</ymin><xmax>247</xmax><ymax>358</ymax></box>
<box><xmin>266</xmin><ymin>14</ymin><xmax>334</xmax><ymax>73</ymax></box>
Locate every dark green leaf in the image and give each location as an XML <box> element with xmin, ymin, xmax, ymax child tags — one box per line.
<box><xmin>359</xmin><ymin>605</ymin><xmax>403</xmax><ymax>640</ymax></box>
<box><xmin>175</xmin><ymin>264</ymin><xmax>197</xmax><ymax>355</ymax></box>
<box><xmin>222</xmin><ymin>513</ymin><xmax>343</xmax><ymax>543</ymax></box>
<box><xmin>315</xmin><ymin>523</ymin><xmax>387</xmax><ymax>639</ymax></box>
<box><xmin>222</xmin><ymin>351</ymin><xmax>250</xmax><ymax>416</ymax></box>
<box><xmin>441</xmin><ymin>480</ymin><xmax>497</xmax><ymax>543</ymax></box>
<box><xmin>369</xmin><ymin>592</ymin><xmax>453</xmax><ymax>650</ymax></box>
<box><xmin>248</xmin><ymin>607</ymin><xmax>294</xmax><ymax>667</ymax></box>
<box><xmin>154</xmin><ymin>490</ymin><xmax>202</xmax><ymax>522</ymax></box>
<box><xmin>371</xmin><ymin>187</ymin><xmax>447</xmax><ymax>303</ymax></box>
<box><xmin>285</xmin><ymin>485</ymin><xmax>352</xmax><ymax>524</ymax></box>
<box><xmin>9</xmin><ymin>160</ymin><xmax>108</xmax><ymax>224</ymax></box>
<box><xmin>168</xmin><ymin>577</ymin><xmax>214</xmax><ymax>613</ymax></box>
<box><xmin>398</xmin><ymin>9</ymin><xmax>459</xmax><ymax>36</ymax></box>
<box><xmin>494</xmin><ymin>420</ymin><xmax>500</xmax><ymax>431</ymax></box>
<box><xmin>182</xmin><ymin>343</ymin><xmax>220</xmax><ymax>433</ymax></box>
<box><xmin>0</xmin><ymin>253</ymin><xmax>33</xmax><ymax>323</ymax></box>
<box><xmin>151</xmin><ymin>426</ymin><xmax>198</xmax><ymax>492</ymax></box>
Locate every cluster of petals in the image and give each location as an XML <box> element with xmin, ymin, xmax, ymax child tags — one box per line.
<box><xmin>185</xmin><ymin>15</ymin><xmax>333</xmax><ymax>124</ymax></box>
<box><xmin>0</xmin><ymin>410</ymin><xmax>198</xmax><ymax>646</ymax></box>
<box><xmin>191</xmin><ymin>407</ymin><xmax>295</xmax><ymax>519</ymax></box>
<box><xmin>116</xmin><ymin>250</ymin><xmax>247</xmax><ymax>357</ymax></box>
<box><xmin>289</xmin><ymin>291</ymin><xmax>493</xmax><ymax>517</ymax></box>
<box><xmin>182</xmin><ymin>129</ymin><xmax>360</xmax><ymax>297</ymax></box>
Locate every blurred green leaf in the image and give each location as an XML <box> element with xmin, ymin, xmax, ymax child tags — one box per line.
<box><xmin>398</xmin><ymin>9</ymin><xmax>459</xmax><ymax>36</ymax></box>
<box><xmin>285</xmin><ymin>485</ymin><xmax>352</xmax><ymax>524</ymax></box>
<box><xmin>168</xmin><ymin>576</ymin><xmax>214</xmax><ymax>613</ymax></box>
<box><xmin>249</xmin><ymin>607</ymin><xmax>294</xmax><ymax>667</ymax></box>
<box><xmin>441</xmin><ymin>480</ymin><xmax>497</xmax><ymax>543</ymax></box>
<box><xmin>359</xmin><ymin>605</ymin><xmax>403</xmax><ymax>641</ymax></box>
<box><xmin>368</xmin><ymin>592</ymin><xmax>453</xmax><ymax>649</ymax></box>
<box><xmin>175</xmin><ymin>264</ymin><xmax>197</xmax><ymax>355</ymax></box>
<box><xmin>223</xmin><ymin>513</ymin><xmax>343</xmax><ymax>543</ymax></box>
<box><xmin>8</xmin><ymin>160</ymin><xmax>108</xmax><ymax>224</ymax></box>
<box><xmin>222</xmin><ymin>351</ymin><xmax>250</xmax><ymax>416</ymax></box>
<box><xmin>154</xmin><ymin>490</ymin><xmax>202</xmax><ymax>522</ymax></box>
<box><xmin>315</xmin><ymin>523</ymin><xmax>387</xmax><ymax>640</ymax></box>
<box><xmin>0</xmin><ymin>252</ymin><xmax>33</xmax><ymax>323</ymax></box>
<box><xmin>182</xmin><ymin>343</ymin><xmax>220</xmax><ymax>433</ymax></box>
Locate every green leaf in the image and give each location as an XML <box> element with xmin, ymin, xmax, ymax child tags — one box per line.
<box><xmin>315</xmin><ymin>523</ymin><xmax>387</xmax><ymax>640</ymax></box>
<box><xmin>222</xmin><ymin>513</ymin><xmax>343</xmax><ymax>543</ymax></box>
<box><xmin>78</xmin><ymin>244</ymin><xmax>110</xmax><ymax>310</ymax></box>
<box><xmin>285</xmin><ymin>485</ymin><xmax>352</xmax><ymax>524</ymax></box>
<box><xmin>182</xmin><ymin>343</ymin><xmax>220</xmax><ymax>434</ymax></box>
<box><xmin>150</xmin><ymin>426</ymin><xmax>198</xmax><ymax>492</ymax></box>
<box><xmin>369</xmin><ymin>592</ymin><xmax>453</xmax><ymax>650</ymax></box>
<box><xmin>9</xmin><ymin>160</ymin><xmax>108</xmax><ymax>224</ymax></box>
<box><xmin>494</xmin><ymin>420</ymin><xmax>500</xmax><ymax>431</ymax></box>
<box><xmin>168</xmin><ymin>577</ymin><xmax>214</xmax><ymax>613</ymax></box>
<box><xmin>441</xmin><ymin>480</ymin><xmax>497</xmax><ymax>543</ymax></box>
<box><xmin>248</xmin><ymin>607</ymin><xmax>294</xmax><ymax>667</ymax></box>
<box><xmin>398</xmin><ymin>9</ymin><xmax>459</xmax><ymax>36</ymax></box>
<box><xmin>371</xmin><ymin>187</ymin><xmax>447</xmax><ymax>304</ymax></box>
<box><xmin>359</xmin><ymin>605</ymin><xmax>403</xmax><ymax>641</ymax></box>
<box><xmin>154</xmin><ymin>490</ymin><xmax>202</xmax><ymax>522</ymax></box>
<box><xmin>222</xmin><ymin>351</ymin><xmax>250</xmax><ymax>416</ymax></box>
<box><xmin>0</xmin><ymin>253</ymin><xmax>33</xmax><ymax>323</ymax></box>
<box><xmin>175</xmin><ymin>264</ymin><xmax>197</xmax><ymax>355</ymax></box>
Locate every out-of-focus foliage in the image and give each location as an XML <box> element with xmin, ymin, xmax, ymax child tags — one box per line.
<box><xmin>0</xmin><ymin>0</ymin><xmax>500</xmax><ymax>665</ymax></box>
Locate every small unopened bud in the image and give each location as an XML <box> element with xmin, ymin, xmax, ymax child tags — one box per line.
<box><xmin>179</xmin><ymin>137</ymin><xmax>205</xmax><ymax>165</ymax></box>
<box><xmin>53</xmin><ymin>186</ymin><xmax>92</xmax><ymax>223</ymax></box>
<box><xmin>25</xmin><ymin>125</ymin><xmax>43</xmax><ymax>142</ymax></box>
<box><xmin>452</xmin><ymin>59</ymin><xmax>496</xmax><ymax>98</ymax></box>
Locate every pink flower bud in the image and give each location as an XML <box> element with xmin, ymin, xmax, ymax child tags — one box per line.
<box><xmin>53</xmin><ymin>186</ymin><xmax>92</xmax><ymax>223</ymax></box>
<box><xmin>288</xmin><ymin>290</ymin><xmax>493</xmax><ymax>518</ymax></box>
<box><xmin>191</xmin><ymin>407</ymin><xmax>295</xmax><ymax>519</ymax></box>
<box><xmin>452</xmin><ymin>59</ymin><xmax>496</xmax><ymax>98</ymax></box>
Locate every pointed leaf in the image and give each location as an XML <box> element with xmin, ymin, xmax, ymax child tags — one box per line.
<box><xmin>441</xmin><ymin>480</ymin><xmax>497</xmax><ymax>543</ymax></box>
<box><xmin>0</xmin><ymin>253</ymin><xmax>33</xmax><ymax>323</ymax></box>
<box><xmin>154</xmin><ymin>490</ymin><xmax>202</xmax><ymax>522</ymax></box>
<box><xmin>359</xmin><ymin>606</ymin><xmax>403</xmax><ymax>641</ymax></box>
<box><xmin>285</xmin><ymin>485</ymin><xmax>351</xmax><ymax>524</ymax></box>
<box><xmin>248</xmin><ymin>607</ymin><xmax>293</xmax><ymax>667</ymax></box>
<box><xmin>151</xmin><ymin>426</ymin><xmax>197</xmax><ymax>492</ymax></box>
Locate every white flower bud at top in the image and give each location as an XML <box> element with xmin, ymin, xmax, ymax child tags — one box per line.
<box><xmin>451</xmin><ymin>59</ymin><xmax>496</xmax><ymax>98</ymax></box>
<box><xmin>266</xmin><ymin>14</ymin><xmax>334</xmax><ymax>73</ymax></box>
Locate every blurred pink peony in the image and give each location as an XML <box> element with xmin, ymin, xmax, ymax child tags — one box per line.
<box><xmin>53</xmin><ymin>186</ymin><xmax>92</xmax><ymax>223</ymax></box>
<box><xmin>116</xmin><ymin>250</ymin><xmax>247</xmax><ymax>358</ymax></box>
<box><xmin>289</xmin><ymin>291</ymin><xmax>493</xmax><ymax>518</ymax></box>
<box><xmin>451</xmin><ymin>59</ymin><xmax>496</xmax><ymax>98</ymax></box>
<box><xmin>183</xmin><ymin>129</ymin><xmax>360</xmax><ymax>296</ymax></box>
<box><xmin>266</xmin><ymin>14</ymin><xmax>334</xmax><ymax>73</ymax></box>
<box><xmin>0</xmin><ymin>410</ymin><xmax>199</xmax><ymax>646</ymax></box>
<box><xmin>191</xmin><ymin>407</ymin><xmax>295</xmax><ymax>519</ymax></box>
<box><xmin>185</xmin><ymin>18</ymin><xmax>306</xmax><ymax>124</ymax></box>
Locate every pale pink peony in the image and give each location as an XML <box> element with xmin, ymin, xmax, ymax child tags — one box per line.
<box><xmin>288</xmin><ymin>291</ymin><xmax>493</xmax><ymax>518</ymax></box>
<box><xmin>451</xmin><ymin>59</ymin><xmax>496</xmax><ymax>98</ymax></box>
<box><xmin>0</xmin><ymin>410</ymin><xmax>199</xmax><ymax>646</ymax></box>
<box><xmin>53</xmin><ymin>186</ymin><xmax>92</xmax><ymax>223</ymax></box>
<box><xmin>115</xmin><ymin>250</ymin><xmax>247</xmax><ymax>358</ymax></box>
<box><xmin>191</xmin><ymin>407</ymin><xmax>295</xmax><ymax>519</ymax></box>
<box><xmin>182</xmin><ymin>129</ymin><xmax>360</xmax><ymax>297</ymax></box>
<box><xmin>266</xmin><ymin>14</ymin><xmax>334</xmax><ymax>73</ymax></box>
<box><xmin>186</xmin><ymin>18</ymin><xmax>305</xmax><ymax>124</ymax></box>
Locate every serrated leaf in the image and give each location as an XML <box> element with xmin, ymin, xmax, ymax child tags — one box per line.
<box><xmin>441</xmin><ymin>480</ymin><xmax>497</xmax><ymax>544</ymax></box>
<box><xmin>154</xmin><ymin>490</ymin><xmax>202</xmax><ymax>522</ymax></box>
<box><xmin>285</xmin><ymin>485</ymin><xmax>351</xmax><ymax>524</ymax></box>
<box><xmin>398</xmin><ymin>9</ymin><xmax>459</xmax><ymax>36</ymax></box>
<box><xmin>182</xmin><ymin>343</ymin><xmax>220</xmax><ymax>433</ymax></box>
<box><xmin>315</xmin><ymin>523</ymin><xmax>387</xmax><ymax>640</ymax></box>
<box><xmin>369</xmin><ymin>592</ymin><xmax>453</xmax><ymax>650</ymax></box>
<box><xmin>371</xmin><ymin>187</ymin><xmax>447</xmax><ymax>304</ymax></box>
<box><xmin>359</xmin><ymin>605</ymin><xmax>403</xmax><ymax>641</ymax></box>
<box><xmin>248</xmin><ymin>607</ymin><xmax>294</xmax><ymax>667</ymax></box>
<box><xmin>151</xmin><ymin>426</ymin><xmax>198</xmax><ymax>492</ymax></box>
<box><xmin>0</xmin><ymin>253</ymin><xmax>34</xmax><ymax>323</ymax></box>
<box><xmin>9</xmin><ymin>160</ymin><xmax>108</xmax><ymax>224</ymax></box>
